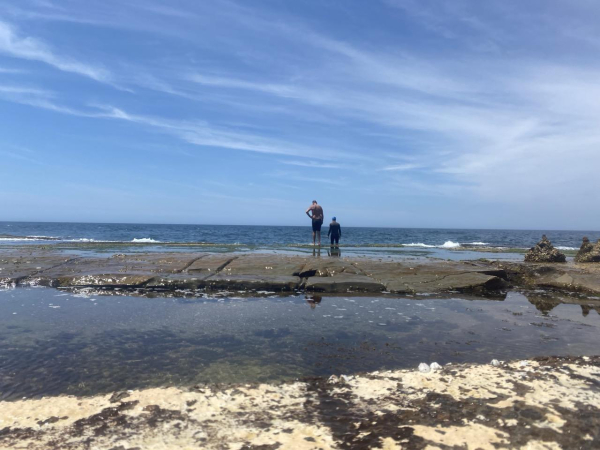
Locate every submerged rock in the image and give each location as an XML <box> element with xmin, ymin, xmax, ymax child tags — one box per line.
<box><xmin>524</xmin><ymin>235</ymin><xmax>566</xmax><ymax>263</ymax></box>
<box><xmin>575</xmin><ymin>237</ymin><xmax>600</xmax><ymax>263</ymax></box>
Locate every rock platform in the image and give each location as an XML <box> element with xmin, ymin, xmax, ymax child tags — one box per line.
<box><xmin>0</xmin><ymin>250</ymin><xmax>507</xmax><ymax>294</ymax></box>
<box><xmin>2</xmin><ymin>249</ymin><xmax>600</xmax><ymax>295</ymax></box>
<box><xmin>0</xmin><ymin>356</ymin><xmax>598</xmax><ymax>449</ymax></box>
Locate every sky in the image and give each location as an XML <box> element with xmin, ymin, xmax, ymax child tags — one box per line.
<box><xmin>1</xmin><ymin>0</ymin><xmax>599</xmax><ymax>229</ymax></box>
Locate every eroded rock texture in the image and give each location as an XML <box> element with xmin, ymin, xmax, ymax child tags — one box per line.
<box><xmin>524</xmin><ymin>235</ymin><xmax>566</xmax><ymax>263</ymax></box>
<box><xmin>576</xmin><ymin>237</ymin><xmax>600</xmax><ymax>263</ymax></box>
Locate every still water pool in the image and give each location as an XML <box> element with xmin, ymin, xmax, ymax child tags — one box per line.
<box><xmin>0</xmin><ymin>287</ymin><xmax>598</xmax><ymax>400</ymax></box>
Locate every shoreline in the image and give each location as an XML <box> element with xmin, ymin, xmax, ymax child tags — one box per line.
<box><xmin>1</xmin><ymin>356</ymin><xmax>598</xmax><ymax>449</ymax></box>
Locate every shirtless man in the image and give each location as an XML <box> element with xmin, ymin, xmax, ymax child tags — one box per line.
<box><xmin>305</xmin><ymin>200</ymin><xmax>324</xmax><ymax>246</ymax></box>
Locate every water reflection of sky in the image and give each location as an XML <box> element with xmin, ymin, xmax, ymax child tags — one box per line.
<box><xmin>0</xmin><ymin>288</ymin><xmax>598</xmax><ymax>400</ymax></box>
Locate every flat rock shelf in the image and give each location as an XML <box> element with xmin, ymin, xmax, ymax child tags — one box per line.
<box><xmin>3</xmin><ymin>250</ymin><xmax>600</xmax><ymax>295</ymax></box>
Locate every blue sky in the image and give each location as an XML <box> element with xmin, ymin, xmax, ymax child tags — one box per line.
<box><xmin>1</xmin><ymin>0</ymin><xmax>599</xmax><ymax>229</ymax></box>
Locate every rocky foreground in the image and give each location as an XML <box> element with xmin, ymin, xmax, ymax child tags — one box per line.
<box><xmin>0</xmin><ymin>356</ymin><xmax>598</xmax><ymax>449</ymax></box>
<box><xmin>2</xmin><ymin>249</ymin><xmax>600</xmax><ymax>295</ymax></box>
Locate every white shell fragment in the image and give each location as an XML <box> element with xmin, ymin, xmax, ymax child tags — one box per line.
<box><xmin>430</xmin><ymin>362</ymin><xmax>442</xmax><ymax>371</ymax></box>
<box><xmin>418</xmin><ymin>363</ymin><xmax>431</xmax><ymax>373</ymax></box>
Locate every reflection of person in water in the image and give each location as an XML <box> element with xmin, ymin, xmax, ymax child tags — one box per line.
<box><xmin>327</xmin><ymin>247</ymin><xmax>341</xmax><ymax>257</ymax></box>
<box><xmin>312</xmin><ymin>247</ymin><xmax>321</xmax><ymax>258</ymax></box>
<box><xmin>306</xmin><ymin>294</ymin><xmax>322</xmax><ymax>309</ymax></box>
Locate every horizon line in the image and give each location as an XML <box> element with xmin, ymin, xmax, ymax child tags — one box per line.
<box><xmin>1</xmin><ymin>220</ymin><xmax>599</xmax><ymax>234</ymax></box>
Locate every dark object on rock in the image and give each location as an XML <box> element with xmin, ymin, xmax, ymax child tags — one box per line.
<box><xmin>524</xmin><ymin>235</ymin><xmax>566</xmax><ymax>263</ymax></box>
<box><xmin>109</xmin><ymin>391</ymin><xmax>130</xmax><ymax>403</ymax></box>
<box><xmin>575</xmin><ymin>237</ymin><xmax>600</xmax><ymax>263</ymax></box>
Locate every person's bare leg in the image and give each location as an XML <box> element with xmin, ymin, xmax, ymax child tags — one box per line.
<box><xmin>312</xmin><ymin>231</ymin><xmax>316</xmax><ymax>245</ymax></box>
<box><xmin>317</xmin><ymin>231</ymin><xmax>321</xmax><ymax>246</ymax></box>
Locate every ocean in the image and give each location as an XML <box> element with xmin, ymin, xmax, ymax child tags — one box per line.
<box><xmin>0</xmin><ymin>221</ymin><xmax>596</xmax><ymax>251</ymax></box>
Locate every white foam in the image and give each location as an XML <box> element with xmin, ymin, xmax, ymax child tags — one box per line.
<box><xmin>0</xmin><ymin>236</ymin><xmax>57</xmax><ymax>241</ymax></box>
<box><xmin>440</xmin><ymin>241</ymin><xmax>461</xmax><ymax>248</ymax></box>
<box><xmin>0</xmin><ymin>238</ymin><xmax>41</xmax><ymax>241</ymax></box>
<box><xmin>66</xmin><ymin>238</ymin><xmax>111</xmax><ymax>242</ymax></box>
<box><xmin>403</xmin><ymin>243</ymin><xmax>436</xmax><ymax>248</ymax></box>
<box><xmin>468</xmin><ymin>242</ymin><xmax>489</xmax><ymax>246</ymax></box>
<box><xmin>556</xmin><ymin>246</ymin><xmax>577</xmax><ymax>251</ymax></box>
<box><xmin>0</xmin><ymin>236</ymin><xmax>114</xmax><ymax>243</ymax></box>
<box><xmin>131</xmin><ymin>238</ymin><xmax>160</xmax><ymax>243</ymax></box>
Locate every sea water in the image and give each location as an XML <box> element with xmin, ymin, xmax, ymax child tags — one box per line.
<box><xmin>0</xmin><ymin>287</ymin><xmax>598</xmax><ymax>400</ymax></box>
<box><xmin>1</xmin><ymin>221</ymin><xmax>597</xmax><ymax>258</ymax></box>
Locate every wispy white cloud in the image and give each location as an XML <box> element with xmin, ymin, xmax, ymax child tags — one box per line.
<box><xmin>0</xmin><ymin>83</ymin><xmax>103</xmax><ymax>116</ymax></box>
<box><xmin>380</xmin><ymin>163</ymin><xmax>421</xmax><ymax>171</ymax></box>
<box><xmin>94</xmin><ymin>106</ymin><xmax>351</xmax><ymax>160</ymax></box>
<box><xmin>0</xmin><ymin>144</ymin><xmax>46</xmax><ymax>165</ymax></box>
<box><xmin>278</xmin><ymin>160</ymin><xmax>346</xmax><ymax>169</ymax></box>
<box><xmin>0</xmin><ymin>84</ymin><xmax>53</xmax><ymax>96</ymax></box>
<box><xmin>0</xmin><ymin>20</ymin><xmax>112</xmax><ymax>83</ymax></box>
<box><xmin>270</xmin><ymin>172</ymin><xmax>346</xmax><ymax>186</ymax></box>
<box><xmin>188</xmin><ymin>73</ymin><xmax>298</xmax><ymax>97</ymax></box>
<box><xmin>0</xmin><ymin>66</ymin><xmax>25</xmax><ymax>73</ymax></box>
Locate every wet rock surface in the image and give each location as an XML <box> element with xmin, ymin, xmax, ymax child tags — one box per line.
<box><xmin>0</xmin><ymin>356</ymin><xmax>598</xmax><ymax>449</ymax></box>
<box><xmin>495</xmin><ymin>260</ymin><xmax>600</xmax><ymax>294</ymax></box>
<box><xmin>524</xmin><ymin>235</ymin><xmax>566</xmax><ymax>263</ymax></box>
<box><xmin>4</xmin><ymin>249</ymin><xmax>600</xmax><ymax>295</ymax></box>
<box><xmin>576</xmin><ymin>237</ymin><xmax>600</xmax><ymax>263</ymax></box>
<box><xmin>1</xmin><ymin>250</ymin><xmax>511</xmax><ymax>294</ymax></box>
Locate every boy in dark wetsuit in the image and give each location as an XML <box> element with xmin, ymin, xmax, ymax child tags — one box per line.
<box><xmin>328</xmin><ymin>217</ymin><xmax>341</xmax><ymax>247</ymax></box>
<box><xmin>306</xmin><ymin>200</ymin><xmax>324</xmax><ymax>246</ymax></box>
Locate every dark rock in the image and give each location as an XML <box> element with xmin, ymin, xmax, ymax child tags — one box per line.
<box><xmin>205</xmin><ymin>275</ymin><xmax>301</xmax><ymax>292</ymax></box>
<box><xmin>109</xmin><ymin>391</ymin><xmax>131</xmax><ymax>403</ymax></box>
<box><xmin>575</xmin><ymin>237</ymin><xmax>600</xmax><ymax>263</ymax></box>
<box><xmin>305</xmin><ymin>274</ymin><xmax>385</xmax><ymax>293</ymax></box>
<box><xmin>524</xmin><ymin>235</ymin><xmax>566</xmax><ymax>263</ymax></box>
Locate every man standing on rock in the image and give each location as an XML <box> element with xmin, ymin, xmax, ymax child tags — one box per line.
<box><xmin>306</xmin><ymin>200</ymin><xmax>324</xmax><ymax>246</ymax></box>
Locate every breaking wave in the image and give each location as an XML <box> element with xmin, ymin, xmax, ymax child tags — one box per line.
<box><xmin>440</xmin><ymin>241</ymin><xmax>461</xmax><ymax>248</ymax></box>
<box><xmin>0</xmin><ymin>235</ymin><xmax>60</xmax><ymax>241</ymax></box>
<box><xmin>401</xmin><ymin>241</ymin><xmax>468</xmax><ymax>249</ymax></box>
<box><xmin>131</xmin><ymin>238</ymin><xmax>160</xmax><ymax>243</ymax></box>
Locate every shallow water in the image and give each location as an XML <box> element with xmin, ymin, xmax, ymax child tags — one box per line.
<box><xmin>0</xmin><ymin>287</ymin><xmax>598</xmax><ymax>400</ymax></box>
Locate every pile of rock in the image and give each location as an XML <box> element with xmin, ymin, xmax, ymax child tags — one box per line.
<box><xmin>524</xmin><ymin>235</ymin><xmax>566</xmax><ymax>263</ymax></box>
<box><xmin>575</xmin><ymin>237</ymin><xmax>600</xmax><ymax>263</ymax></box>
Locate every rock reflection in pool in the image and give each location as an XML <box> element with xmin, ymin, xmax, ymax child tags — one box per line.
<box><xmin>0</xmin><ymin>288</ymin><xmax>598</xmax><ymax>400</ymax></box>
